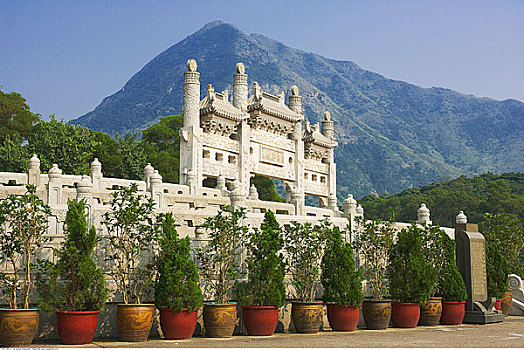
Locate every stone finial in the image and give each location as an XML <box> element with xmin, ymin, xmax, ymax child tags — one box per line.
<box><xmin>324</xmin><ymin>111</ymin><xmax>331</xmax><ymax>121</ymax></box>
<box><xmin>343</xmin><ymin>194</ymin><xmax>357</xmax><ymax>214</ymax></box>
<box><xmin>77</xmin><ymin>175</ymin><xmax>93</xmax><ymax>194</ymax></box>
<box><xmin>328</xmin><ymin>193</ymin><xmax>338</xmax><ymax>211</ymax></box>
<box><xmin>29</xmin><ymin>154</ymin><xmax>40</xmax><ymax>169</ymax></box>
<box><xmin>91</xmin><ymin>158</ymin><xmax>102</xmax><ymax>173</ymax></box>
<box><xmin>290</xmin><ymin>85</ymin><xmax>299</xmax><ymax>96</ymax></box>
<box><xmin>48</xmin><ymin>164</ymin><xmax>62</xmax><ymax>178</ymax></box>
<box><xmin>417</xmin><ymin>203</ymin><xmax>432</xmax><ymax>225</ymax></box>
<box><xmin>150</xmin><ymin>170</ymin><xmax>163</xmax><ymax>185</ymax></box>
<box><xmin>253</xmin><ymin>82</ymin><xmax>261</xmax><ymax>100</ymax></box>
<box><xmin>456</xmin><ymin>211</ymin><xmax>467</xmax><ymax>224</ymax></box>
<box><xmin>248</xmin><ymin>184</ymin><xmax>259</xmax><ymax>200</ymax></box>
<box><xmin>187</xmin><ymin>59</ymin><xmax>197</xmax><ymax>72</ymax></box>
<box><xmin>356</xmin><ymin>204</ymin><xmax>364</xmax><ymax>217</ymax></box>
<box><xmin>143</xmin><ymin>163</ymin><xmax>154</xmax><ymax>178</ymax></box>
<box><xmin>216</xmin><ymin>175</ymin><xmax>226</xmax><ymax>190</ymax></box>
<box><xmin>236</xmin><ymin>62</ymin><xmax>245</xmax><ymax>74</ymax></box>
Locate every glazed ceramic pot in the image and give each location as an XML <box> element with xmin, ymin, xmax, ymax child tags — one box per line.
<box><xmin>500</xmin><ymin>291</ymin><xmax>512</xmax><ymax>316</ymax></box>
<box><xmin>440</xmin><ymin>301</ymin><xmax>465</xmax><ymax>325</ymax></box>
<box><xmin>291</xmin><ymin>301</ymin><xmax>323</xmax><ymax>333</ymax></box>
<box><xmin>0</xmin><ymin>309</ymin><xmax>40</xmax><ymax>346</ymax></box>
<box><xmin>362</xmin><ymin>300</ymin><xmax>391</xmax><ymax>330</ymax></box>
<box><xmin>242</xmin><ymin>305</ymin><xmax>278</xmax><ymax>336</ymax></box>
<box><xmin>326</xmin><ymin>304</ymin><xmax>360</xmax><ymax>332</ymax></box>
<box><xmin>391</xmin><ymin>302</ymin><xmax>420</xmax><ymax>328</ymax></box>
<box><xmin>159</xmin><ymin>308</ymin><xmax>198</xmax><ymax>340</ymax></box>
<box><xmin>116</xmin><ymin>304</ymin><xmax>155</xmax><ymax>342</ymax></box>
<box><xmin>203</xmin><ymin>303</ymin><xmax>237</xmax><ymax>338</ymax></box>
<box><xmin>56</xmin><ymin>310</ymin><xmax>99</xmax><ymax>344</ymax></box>
<box><xmin>418</xmin><ymin>298</ymin><xmax>442</xmax><ymax>326</ymax></box>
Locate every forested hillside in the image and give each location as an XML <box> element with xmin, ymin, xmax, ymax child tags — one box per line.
<box><xmin>359</xmin><ymin>173</ymin><xmax>524</xmax><ymax>226</ymax></box>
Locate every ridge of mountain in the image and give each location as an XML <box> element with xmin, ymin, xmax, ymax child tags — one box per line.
<box><xmin>72</xmin><ymin>22</ymin><xmax>524</xmax><ymax>198</ymax></box>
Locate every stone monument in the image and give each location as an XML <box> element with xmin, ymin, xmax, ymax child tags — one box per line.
<box><xmin>454</xmin><ymin>211</ymin><xmax>504</xmax><ymax>323</ymax></box>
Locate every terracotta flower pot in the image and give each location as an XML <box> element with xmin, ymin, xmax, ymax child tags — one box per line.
<box><xmin>500</xmin><ymin>291</ymin><xmax>512</xmax><ymax>316</ymax></box>
<box><xmin>362</xmin><ymin>300</ymin><xmax>391</xmax><ymax>330</ymax></box>
<box><xmin>440</xmin><ymin>301</ymin><xmax>465</xmax><ymax>325</ymax></box>
<box><xmin>242</xmin><ymin>305</ymin><xmax>278</xmax><ymax>336</ymax></box>
<box><xmin>494</xmin><ymin>299</ymin><xmax>502</xmax><ymax>311</ymax></box>
<box><xmin>291</xmin><ymin>301</ymin><xmax>323</xmax><ymax>333</ymax></box>
<box><xmin>56</xmin><ymin>310</ymin><xmax>99</xmax><ymax>345</ymax></box>
<box><xmin>391</xmin><ymin>302</ymin><xmax>420</xmax><ymax>328</ymax></box>
<box><xmin>203</xmin><ymin>303</ymin><xmax>237</xmax><ymax>338</ymax></box>
<box><xmin>418</xmin><ymin>298</ymin><xmax>442</xmax><ymax>326</ymax></box>
<box><xmin>326</xmin><ymin>304</ymin><xmax>360</xmax><ymax>332</ymax></box>
<box><xmin>0</xmin><ymin>309</ymin><xmax>39</xmax><ymax>346</ymax></box>
<box><xmin>160</xmin><ymin>308</ymin><xmax>198</xmax><ymax>340</ymax></box>
<box><xmin>116</xmin><ymin>304</ymin><xmax>155</xmax><ymax>342</ymax></box>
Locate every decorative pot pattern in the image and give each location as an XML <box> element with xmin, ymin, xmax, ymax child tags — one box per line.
<box><xmin>0</xmin><ymin>309</ymin><xmax>39</xmax><ymax>346</ymax></box>
<box><xmin>418</xmin><ymin>298</ymin><xmax>442</xmax><ymax>326</ymax></box>
<box><xmin>56</xmin><ymin>310</ymin><xmax>99</xmax><ymax>345</ymax></box>
<box><xmin>500</xmin><ymin>291</ymin><xmax>512</xmax><ymax>316</ymax></box>
<box><xmin>203</xmin><ymin>303</ymin><xmax>237</xmax><ymax>338</ymax></box>
<box><xmin>116</xmin><ymin>304</ymin><xmax>154</xmax><ymax>342</ymax></box>
<box><xmin>291</xmin><ymin>302</ymin><xmax>323</xmax><ymax>333</ymax></box>
<box><xmin>362</xmin><ymin>300</ymin><xmax>391</xmax><ymax>330</ymax></box>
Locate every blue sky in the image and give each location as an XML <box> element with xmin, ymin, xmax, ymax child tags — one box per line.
<box><xmin>1</xmin><ymin>0</ymin><xmax>523</xmax><ymax>121</ymax></box>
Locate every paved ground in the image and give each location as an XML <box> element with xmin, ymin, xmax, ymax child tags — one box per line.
<box><xmin>33</xmin><ymin>316</ymin><xmax>524</xmax><ymax>348</ymax></box>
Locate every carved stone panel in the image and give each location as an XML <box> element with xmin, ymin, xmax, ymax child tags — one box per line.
<box><xmin>470</xmin><ymin>237</ymin><xmax>487</xmax><ymax>301</ymax></box>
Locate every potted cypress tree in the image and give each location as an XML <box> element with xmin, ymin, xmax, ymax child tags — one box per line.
<box><xmin>0</xmin><ymin>185</ymin><xmax>51</xmax><ymax>346</ymax></box>
<box><xmin>283</xmin><ymin>220</ymin><xmax>327</xmax><ymax>333</ymax></box>
<box><xmin>153</xmin><ymin>212</ymin><xmax>203</xmax><ymax>340</ymax></box>
<box><xmin>321</xmin><ymin>224</ymin><xmax>364</xmax><ymax>332</ymax></box>
<box><xmin>388</xmin><ymin>224</ymin><xmax>437</xmax><ymax>328</ymax></box>
<box><xmin>438</xmin><ymin>233</ymin><xmax>468</xmax><ymax>325</ymax></box>
<box><xmin>37</xmin><ymin>199</ymin><xmax>108</xmax><ymax>345</ymax></box>
<box><xmin>352</xmin><ymin>218</ymin><xmax>395</xmax><ymax>330</ymax></box>
<box><xmin>419</xmin><ymin>225</ymin><xmax>446</xmax><ymax>326</ymax></box>
<box><xmin>102</xmin><ymin>183</ymin><xmax>157</xmax><ymax>342</ymax></box>
<box><xmin>234</xmin><ymin>210</ymin><xmax>285</xmax><ymax>336</ymax></box>
<box><xmin>196</xmin><ymin>206</ymin><xmax>248</xmax><ymax>338</ymax></box>
<box><xmin>485</xmin><ymin>241</ymin><xmax>510</xmax><ymax>311</ymax></box>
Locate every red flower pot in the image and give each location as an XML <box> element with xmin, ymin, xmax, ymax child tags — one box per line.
<box><xmin>159</xmin><ymin>308</ymin><xmax>198</xmax><ymax>340</ymax></box>
<box><xmin>326</xmin><ymin>304</ymin><xmax>360</xmax><ymax>331</ymax></box>
<box><xmin>494</xmin><ymin>299</ymin><xmax>502</xmax><ymax>311</ymax></box>
<box><xmin>440</xmin><ymin>301</ymin><xmax>465</xmax><ymax>325</ymax></box>
<box><xmin>56</xmin><ymin>310</ymin><xmax>99</xmax><ymax>345</ymax></box>
<box><xmin>242</xmin><ymin>306</ymin><xmax>278</xmax><ymax>336</ymax></box>
<box><xmin>391</xmin><ymin>302</ymin><xmax>420</xmax><ymax>328</ymax></box>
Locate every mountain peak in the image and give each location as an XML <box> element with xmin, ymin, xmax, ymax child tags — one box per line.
<box><xmin>197</xmin><ymin>20</ymin><xmax>240</xmax><ymax>34</ymax></box>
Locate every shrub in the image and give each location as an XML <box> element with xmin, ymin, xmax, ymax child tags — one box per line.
<box><xmin>234</xmin><ymin>211</ymin><xmax>285</xmax><ymax>307</ymax></box>
<box><xmin>284</xmin><ymin>220</ymin><xmax>328</xmax><ymax>302</ymax></box>
<box><xmin>0</xmin><ymin>184</ymin><xmax>51</xmax><ymax>309</ymax></box>
<box><xmin>102</xmin><ymin>183</ymin><xmax>156</xmax><ymax>304</ymax></box>
<box><xmin>486</xmin><ymin>241</ymin><xmax>510</xmax><ymax>299</ymax></box>
<box><xmin>438</xmin><ymin>233</ymin><xmax>467</xmax><ymax>302</ymax></box>
<box><xmin>352</xmin><ymin>217</ymin><xmax>395</xmax><ymax>300</ymax></box>
<box><xmin>420</xmin><ymin>224</ymin><xmax>447</xmax><ymax>297</ymax></box>
<box><xmin>153</xmin><ymin>213</ymin><xmax>203</xmax><ymax>312</ymax></box>
<box><xmin>37</xmin><ymin>199</ymin><xmax>108</xmax><ymax>312</ymax></box>
<box><xmin>388</xmin><ymin>224</ymin><xmax>437</xmax><ymax>303</ymax></box>
<box><xmin>321</xmin><ymin>224</ymin><xmax>364</xmax><ymax>306</ymax></box>
<box><xmin>197</xmin><ymin>206</ymin><xmax>248</xmax><ymax>304</ymax></box>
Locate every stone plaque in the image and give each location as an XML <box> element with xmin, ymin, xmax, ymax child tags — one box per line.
<box><xmin>469</xmin><ymin>237</ymin><xmax>487</xmax><ymax>302</ymax></box>
<box><xmin>260</xmin><ymin>146</ymin><xmax>284</xmax><ymax>166</ymax></box>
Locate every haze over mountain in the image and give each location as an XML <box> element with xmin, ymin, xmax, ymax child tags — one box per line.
<box><xmin>73</xmin><ymin>21</ymin><xmax>524</xmax><ymax>198</ymax></box>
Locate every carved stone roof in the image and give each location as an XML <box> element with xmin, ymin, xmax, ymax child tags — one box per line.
<box><xmin>247</xmin><ymin>84</ymin><xmax>301</xmax><ymax>122</ymax></box>
<box><xmin>200</xmin><ymin>86</ymin><xmax>246</xmax><ymax>122</ymax></box>
<box><xmin>302</xmin><ymin>121</ymin><xmax>337</xmax><ymax>148</ymax></box>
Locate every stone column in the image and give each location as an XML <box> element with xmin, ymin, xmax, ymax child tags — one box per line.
<box><xmin>356</xmin><ymin>204</ymin><xmax>364</xmax><ymax>218</ymax></box>
<box><xmin>76</xmin><ymin>175</ymin><xmax>94</xmax><ymax>228</ymax></box>
<box><xmin>216</xmin><ymin>174</ymin><xmax>229</xmax><ymax>197</ymax></box>
<box><xmin>232</xmin><ymin>63</ymin><xmax>248</xmax><ymax>111</ymax></box>
<box><xmin>288</xmin><ymin>85</ymin><xmax>305</xmax><ymax>215</ymax></box>
<box><xmin>230</xmin><ymin>180</ymin><xmax>246</xmax><ymax>209</ymax></box>
<box><xmin>28</xmin><ymin>154</ymin><xmax>41</xmax><ymax>187</ymax></box>
<box><xmin>416</xmin><ymin>203</ymin><xmax>432</xmax><ymax>225</ymax></box>
<box><xmin>143</xmin><ymin>163</ymin><xmax>154</xmax><ymax>191</ymax></box>
<box><xmin>90</xmin><ymin>158</ymin><xmax>103</xmax><ymax>191</ymax></box>
<box><xmin>47</xmin><ymin>164</ymin><xmax>63</xmax><ymax>206</ymax></box>
<box><xmin>150</xmin><ymin>170</ymin><xmax>163</xmax><ymax>209</ymax></box>
<box><xmin>327</xmin><ymin>193</ymin><xmax>338</xmax><ymax>212</ymax></box>
<box><xmin>179</xmin><ymin>59</ymin><xmax>203</xmax><ymax>187</ymax></box>
<box><xmin>343</xmin><ymin>194</ymin><xmax>358</xmax><ymax>230</ymax></box>
<box><xmin>248</xmin><ymin>184</ymin><xmax>259</xmax><ymax>200</ymax></box>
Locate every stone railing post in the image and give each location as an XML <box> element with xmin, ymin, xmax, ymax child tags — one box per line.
<box><xmin>417</xmin><ymin>203</ymin><xmax>432</xmax><ymax>225</ymax></box>
<box><xmin>47</xmin><ymin>164</ymin><xmax>63</xmax><ymax>206</ymax></box>
<box><xmin>150</xmin><ymin>170</ymin><xmax>163</xmax><ymax>209</ymax></box>
<box><xmin>28</xmin><ymin>154</ymin><xmax>41</xmax><ymax>187</ymax></box>
<box><xmin>90</xmin><ymin>158</ymin><xmax>103</xmax><ymax>191</ymax></box>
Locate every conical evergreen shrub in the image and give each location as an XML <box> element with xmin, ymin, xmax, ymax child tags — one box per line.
<box><xmin>486</xmin><ymin>241</ymin><xmax>510</xmax><ymax>300</ymax></box>
<box><xmin>438</xmin><ymin>234</ymin><xmax>467</xmax><ymax>302</ymax></box>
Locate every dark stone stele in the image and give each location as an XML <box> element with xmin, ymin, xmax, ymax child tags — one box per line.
<box><xmin>455</xmin><ymin>222</ymin><xmax>504</xmax><ymax>324</ymax></box>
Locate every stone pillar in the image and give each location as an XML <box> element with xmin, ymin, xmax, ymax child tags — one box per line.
<box><xmin>28</xmin><ymin>154</ymin><xmax>41</xmax><ymax>187</ymax></box>
<box><xmin>288</xmin><ymin>85</ymin><xmax>302</xmax><ymax>116</ymax></box>
<box><xmin>327</xmin><ymin>193</ymin><xmax>338</xmax><ymax>212</ymax></box>
<box><xmin>288</xmin><ymin>86</ymin><xmax>305</xmax><ymax>215</ymax></box>
<box><xmin>76</xmin><ymin>175</ymin><xmax>94</xmax><ymax>228</ymax></box>
<box><xmin>290</xmin><ymin>186</ymin><xmax>303</xmax><ymax>216</ymax></box>
<box><xmin>179</xmin><ymin>59</ymin><xmax>203</xmax><ymax>187</ymax></box>
<box><xmin>90</xmin><ymin>158</ymin><xmax>103</xmax><ymax>191</ymax></box>
<box><xmin>343</xmin><ymin>194</ymin><xmax>358</xmax><ymax>230</ymax></box>
<box><xmin>248</xmin><ymin>184</ymin><xmax>259</xmax><ymax>200</ymax></box>
<box><xmin>216</xmin><ymin>174</ymin><xmax>229</xmax><ymax>197</ymax></box>
<box><xmin>417</xmin><ymin>203</ymin><xmax>432</xmax><ymax>225</ymax></box>
<box><xmin>321</xmin><ymin>111</ymin><xmax>334</xmax><ymax>140</ymax></box>
<box><xmin>143</xmin><ymin>163</ymin><xmax>154</xmax><ymax>191</ymax></box>
<box><xmin>455</xmin><ymin>211</ymin><xmax>504</xmax><ymax>324</ymax></box>
<box><xmin>150</xmin><ymin>170</ymin><xmax>163</xmax><ymax>209</ymax></box>
<box><xmin>186</xmin><ymin>170</ymin><xmax>197</xmax><ymax>195</ymax></box>
<box><xmin>232</xmin><ymin>62</ymin><xmax>248</xmax><ymax>111</ymax></box>
<box><xmin>47</xmin><ymin>164</ymin><xmax>63</xmax><ymax>206</ymax></box>
<box><xmin>230</xmin><ymin>180</ymin><xmax>246</xmax><ymax>209</ymax></box>
<box><xmin>356</xmin><ymin>204</ymin><xmax>364</xmax><ymax>218</ymax></box>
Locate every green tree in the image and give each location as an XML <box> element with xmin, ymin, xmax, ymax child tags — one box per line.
<box><xmin>0</xmin><ymin>88</ymin><xmax>40</xmax><ymax>143</ymax></box>
<box><xmin>153</xmin><ymin>213</ymin><xmax>203</xmax><ymax>312</ymax></box>
<box><xmin>234</xmin><ymin>210</ymin><xmax>286</xmax><ymax>307</ymax></box>
<box><xmin>37</xmin><ymin>199</ymin><xmax>108</xmax><ymax>312</ymax></box>
<box><xmin>92</xmin><ymin>131</ymin><xmax>123</xmax><ymax>178</ymax></box>
<box><xmin>116</xmin><ymin>133</ymin><xmax>147</xmax><ymax>180</ymax></box>
<box><xmin>0</xmin><ymin>134</ymin><xmax>30</xmax><ymax>173</ymax></box>
<box><xmin>250</xmin><ymin>176</ymin><xmax>285</xmax><ymax>202</ymax></box>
